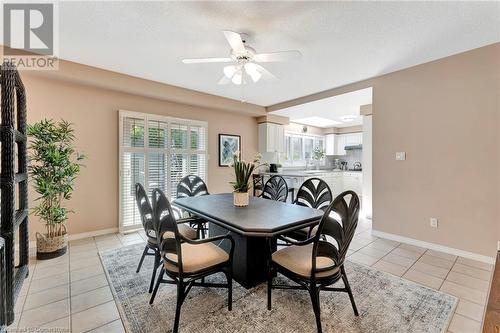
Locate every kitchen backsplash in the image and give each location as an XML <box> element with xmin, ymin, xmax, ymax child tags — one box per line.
<box><xmin>326</xmin><ymin>148</ymin><xmax>363</xmax><ymax>169</ymax></box>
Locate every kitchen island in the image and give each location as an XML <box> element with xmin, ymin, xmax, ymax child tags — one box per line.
<box><xmin>259</xmin><ymin>169</ymin><xmax>362</xmax><ymax>202</ymax></box>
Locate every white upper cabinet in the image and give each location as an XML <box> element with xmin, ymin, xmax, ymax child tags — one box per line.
<box><xmin>325</xmin><ymin>134</ymin><xmax>335</xmax><ymax>155</ymax></box>
<box><xmin>335</xmin><ymin>132</ymin><xmax>362</xmax><ymax>155</ymax></box>
<box><xmin>258</xmin><ymin>123</ymin><xmax>285</xmax><ymax>153</ymax></box>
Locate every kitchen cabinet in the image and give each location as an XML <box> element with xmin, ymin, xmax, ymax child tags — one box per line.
<box><xmin>258</xmin><ymin>123</ymin><xmax>284</xmax><ymax>153</ymax></box>
<box><xmin>335</xmin><ymin>132</ymin><xmax>362</xmax><ymax>155</ymax></box>
<box><xmin>325</xmin><ymin>134</ymin><xmax>335</xmax><ymax>155</ymax></box>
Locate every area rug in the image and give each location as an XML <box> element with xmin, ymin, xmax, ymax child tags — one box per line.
<box><xmin>99</xmin><ymin>243</ymin><xmax>457</xmax><ymax>333</ymax></box>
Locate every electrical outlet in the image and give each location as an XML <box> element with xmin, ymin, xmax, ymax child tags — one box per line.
<box><xmin>430</xmin><ymin>218</ymin><xmax>438</xmax><ymax>228</ymax></box>
<box><xmin>497</xmin><ymin>241</ymin><xmax>500</xmax><ymax>251</ymax></box>
<box><xmin>396</xmin><ymin>152</ymin><xmax>406</xmax><ymax>161</ymax></box>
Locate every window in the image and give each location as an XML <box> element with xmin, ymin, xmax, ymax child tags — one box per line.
<box><xmin>119</xmin><ymin>111</ymin><xmax>208</xmax><ymax>232</ymax></box>
<box><xmin>283</xmin><ymin>132</ymin><xmax>326</xmax><ymax>167</ymax></box>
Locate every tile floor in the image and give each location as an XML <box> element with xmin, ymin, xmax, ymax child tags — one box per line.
<box><xmin>8</xmin><ymin>219</ymin><xmax>493</xmax><ymax>333</ymax></box>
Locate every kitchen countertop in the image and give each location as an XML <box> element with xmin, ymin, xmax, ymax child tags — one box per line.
<box><xmin>259</xmin><ymin>169</ymin><xmax>362</xmax><ymax>177</ymax></box>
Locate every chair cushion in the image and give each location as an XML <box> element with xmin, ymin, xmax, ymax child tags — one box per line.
<box><xmin>164</xmin><ymin>242</ymin><xmax>229</xmax><ymax>274</ymax></box>
<box><xmin>272</xmin><ymin>243</ymin><xmax>339</xmax><ymax>279</ymax></box>
<box><xmin>147</xmin><ymin>224</ymin><xmax>197</xmax><ymax>244</ymax></box>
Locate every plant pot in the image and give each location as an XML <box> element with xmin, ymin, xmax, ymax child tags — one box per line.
<box><xmin>233</xmin><ymin>191</ymin><xmax>249</xmax><ymax>207</ymax></box>
<box><xmin>36</xmin><ymin>225</ymin><xmax>68</xmax><ymax>260</ymax></box>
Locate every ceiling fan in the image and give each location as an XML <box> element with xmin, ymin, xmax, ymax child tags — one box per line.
<box><xmin>182</xmin><ymin>31</ymin><xmax>302</xmax><ymax>85</ymax></box>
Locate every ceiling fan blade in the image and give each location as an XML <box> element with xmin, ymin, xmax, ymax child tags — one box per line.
<box><xmin>253</xmin><ymin>64</ymin><xmax>278</xmax><ymax>81</ymax></box>
<box><xmin>253</xmin><ymin>50</ymin><xmax>302</xmax><ymax>62</ymax></box>
<box><xmin>218</xmin><ymin>76</ymin><xmax>231</xmax><ymax>85</ymax></box>
<box><xmin>223</xmin><ymin>30</ymin><xmax>246</xmax><ymax>53</ymax></box>
<box><xmin>182</xmin><ymin>57</ymin><xmax>232</xmax><ymax>64</ymax></box>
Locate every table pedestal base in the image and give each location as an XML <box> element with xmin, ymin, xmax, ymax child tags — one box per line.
<box><xmin>209</xmin><ymin>223</ymin><xmax>274</xmax><ymax>289</ymax></box>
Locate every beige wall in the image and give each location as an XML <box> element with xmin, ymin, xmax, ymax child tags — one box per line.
<box><xmin>372</xmin><ymin>43</ymin><xmax>499</xmax><ymax>257</ymax></box>
<box><xmin>22</xmin><ymin>72</ymin><xmax>259</xmax><ymax>238</ymax></box>
<box><xmin>269</xmin><ymin>43</ymin><xmax>500</xmax><ymax>257</ymax></box>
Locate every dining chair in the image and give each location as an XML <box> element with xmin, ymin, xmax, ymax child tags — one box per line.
<box><xmin>149</xmin><ymin>188</ymin><xmax>234</xmax><ymax>333</ymax></box>
<box><xmin>252</xmin><ymin>174</ymin><xmax>264</xmax><ymax>197</ymax></box>
<box><xmin>261</xmin><ymin>175</ymin><xmax>288</xmax><ymax>202</ymax></box>
<box><xmin>176</xmin><ymin>175</ymin><xmax>210</xmax><ymax>238</ymax></box>
<box><xmin>134</xmin><ymin>183</ymin><xmax>197</xmax><ymax>293</ymax></box>
<box><xmin>267</xmin><ymin>190</ymin><xmax>360</xmax><ymax>333</ymax></box>
<box><xmin>286</xmin><ymin>178</ymin><xmax>333</xmax><ymax>241</ymax></box>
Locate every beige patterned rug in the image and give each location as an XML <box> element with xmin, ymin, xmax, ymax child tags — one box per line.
<box><xmin>100</xmin><ymin>243</ymin><xmax>457</xmax><ymax>333</ymax></box>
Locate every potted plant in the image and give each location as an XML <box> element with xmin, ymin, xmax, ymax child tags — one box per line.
<box><xmin>312</xmin><ymin>146</ymin><xmax>326</xmax><ymax>170</ymax></box>
<box><xmin>28</xmin><ymin>119</ymin><xmax>85</xmax><ymax>259</ymax></box>
<box><xmin>230</xmin><ymin>152</ymin><xmax>266</xmax><ymax>207</ymax></box>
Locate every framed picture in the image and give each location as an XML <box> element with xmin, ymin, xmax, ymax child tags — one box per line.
<box><xmin>219</xmin><ymin>134</ymin><xmax>241</xmax><ymax>167</ymax></box>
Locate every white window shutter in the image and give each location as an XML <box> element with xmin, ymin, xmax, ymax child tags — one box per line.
<box><xmin>119</xmin><ymin>112</ymin><xmax>208</xmax><ymax>232</ymax></box>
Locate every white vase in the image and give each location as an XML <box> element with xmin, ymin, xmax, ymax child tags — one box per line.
<box><xmin>233</xmin><ymin>191</ymin><xmax>249</xmax><ymax>207</ymax></box>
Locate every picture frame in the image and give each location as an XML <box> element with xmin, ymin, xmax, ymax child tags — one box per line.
<box><xmin>219</xmin><ymin>134</ymin><xmax>241</xmax><ymax>167</ymax></box>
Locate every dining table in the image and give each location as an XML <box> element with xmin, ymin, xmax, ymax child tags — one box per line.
<box><xmin>173</xmin><ymin>193</ymin><xmax>324</xmax><ymax>289</ymax></box>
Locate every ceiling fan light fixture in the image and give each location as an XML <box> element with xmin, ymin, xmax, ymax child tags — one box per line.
<box><xmin>244</xmin><ymin>63</ymin><xmax>262</xmax><ymax>83</ymax></box>
<box><xmin>231</xmin><ymin>70</ymin><xmax>243</xmax><ymax>85</ymax></box>
<box><xmin>223</xmin><ymin>65</ymin><xmax>237</xmax><ymax>79</ymax></box>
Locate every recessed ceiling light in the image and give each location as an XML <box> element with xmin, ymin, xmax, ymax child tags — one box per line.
<box><xmin>292</xmin><ymin>117</ymin><xmax>342</xmax><ymax>128</ymax></box>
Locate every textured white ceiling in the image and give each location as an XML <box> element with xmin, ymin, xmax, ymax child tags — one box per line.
<box><xmin>272</xmin><ymin>88</ymin><xmax>372</xmax><ymax>128</ymax></box>
<box><xmin>57</xmin><ymin>1</ymin><xmax>500</xmax><ymax>106</ymax></box>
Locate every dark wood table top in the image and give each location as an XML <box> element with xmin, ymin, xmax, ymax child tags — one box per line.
<box><xmin>174</xmin><ymin>193</ymin><xmax>323</xmax><ymax>237</ymax></box>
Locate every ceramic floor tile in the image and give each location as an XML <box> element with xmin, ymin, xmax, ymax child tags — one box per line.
<box><xmin>95</xmin><ymin>234</ymin><xmax>120</xmax><ymax>242</ymax></box>
<box><xmin>32</xmin><ymin>262</ymin><xmax>69</xmax><ymax>280</ymax></box>
<box><xmin>418</xmin><ymin>254</ymin><xmax>455</xmax><ymax>270</ymax></box>
<box><xmin>71</xmin><ymin>274</ymin><xmax>109</xmax><ymax>296</ymax></box>
<box><xmin>446</xmin><ymin>271</ymin><xmax>490</xmax><ymax>292</ymax></box>
<box><xmin>448</xmin><ymin>313</ymin><xmax>481</xmax><ymax>333</ymax></box>
<box><xmin>451</xmin><ymin>263</ymin><xmax>492</xmax><ymax>281</ymax></box>
<box><xmin>382</xmin><ymin>253</ymin><xmax>416</xmax><ymax>268</ymax></box>
<box><xmin>354</xmin><ymin>231</ymin><xmax>378</xmax><ymax>242</ymax></box>
<box><xmin>71</xmin><ymin>263</ymin><xmax>105</xmax><ymax>282</ymax></box>
<box><xmin>351</xmin><ymin>236</ymin><xmax>373</xmax><ymax>246</ymax></box>
<box><xmin>70</xmin><ymin>243</ymin><xmax>97</xmax><ymax>254</ymax></box>
<box><xmin>347</xmin><ymin>241</ymin><xmax>366</xmax><ymax>251</ymax></box>
<box><xmin>347</xmin><ymin>252</ymin><xmax>379</xmax><ymax>266</ymax></box>
<box><xmin>367</xmin><ymin>239</ymin><xmax>399</xmax><ymax>251</ymax></box>
<box><xmin>18</xmin><ymin>298</ymin><xmax>70</xmax><ymax>328</ymax></box>
<box><xmin>456</xmin><ymin>257</ymin><xmax>493</xmax><ymax>272</ymax></box>
<box><xmin>71</xmin><ymin>286</ymin><xmax>113</xmax><ymax>314</ymax></box>
<box><xmin>28</xmin><ymin>272</ymin><xmax>69</xmax><ymax>293</ymax></box>
<box><xmin>425</xmin><ymin>249</ymin><xmax>457</xmax><ymax>262</ymax></box>
<box><xmin>357</xmin><ymin>246</ymin><xmax>390</xmax><ymax>260</ymax></box>
<box><xmin>403</xmin><ymin>269</ymin><xmax>444</xmax><ymax>290</ymax></box>
<box><xmin>35</xmin><ymin>255</ymin><xmax>69</xmax><ymax>268</ymax></box>
<box><xmin>397</xmin><ymin>243</ymin><xmax>426</xmax><ymax>255</ymax></box>
<box><xmin>390</xmin><ymin>247</ymin><xmax>424</xmax><ymax>260</ymax></box>
<box><xmin>70</xmin><ymin>249</ymin><xmax>100</xmax><ymax>261</ymax></box>
<box><xmin>70</xmin><ymin>255</ymin><xmax>102</xmax><ymax>271</ymax></box>
<box><xmin>410</xmin><ymin>260</ymin><xmax>451</xmax><ymax>279</ymax></box>
<box><xmin>23</xmin><ymin>284</ymin><xmax>69</xmax><ymax>310</ymax></box>
<box><xmin>71</xmin><ymin>300</ymin><xmax>120</xmax><ymax>333</ymax></box>
<box><xmin>440</xmin><ymin>281</ymin><xmax>487</xmax><ymax>305</ymax></box>
<box><xmin>40</xmin><ymin>316</ymin><xmax>70</xmax><ymax>331</ymax></box>
<box><xmin>372</xmin><ymin>260</ymin><xmax>408</xmax><ymax>277</ymax></box>
<box><xmin>455</xmin><ymin>299</ymin><xmax>485</xmax><ymax>322</ymax></box>
<box><xmin>88</xmin><ymin>319</ymin><xmax>125</xmax><ymax>333</ymax></box>
<box><xmin>70</xmin><ymin>238</ymin><xmax>96</xmax><ymax>246</ymax></box>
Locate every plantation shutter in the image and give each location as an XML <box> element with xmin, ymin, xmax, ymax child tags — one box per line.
<box><xmin>119</xmin><ymin>111</ymin><xmax>208</xmax><ymax>232</ymax></box>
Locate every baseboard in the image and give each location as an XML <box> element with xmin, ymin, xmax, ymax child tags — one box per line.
<box><xmin>371</xmin><ymin>229</ymin><xmax>495</xmax><ymax>265</ymax></box>
<box><xmin>28</xmin><ymin>227</ymin><xmax>119</xmax><ymax>249</ymax></box>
